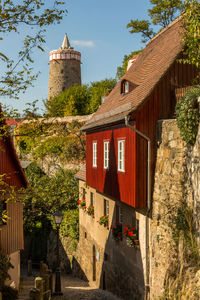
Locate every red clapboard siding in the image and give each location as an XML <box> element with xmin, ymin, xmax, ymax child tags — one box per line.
<box><xmin>0</xmin><ymin>201</ymin><xmax>24</xmax><ymax>254</ymax></box>
<box><xmin>86</xmin><ymin>125</ymin><xmax>136</xmax><ymax>207</ymax></box>
<box><xmin>0</xmin><ymin>138</ymin><xmax>26</xmax><ymax>188</ymax></box>
<box><xmin>0</xmin><ymin>132</ymin><xmax>27</xmax><ymax>254</ymax></box>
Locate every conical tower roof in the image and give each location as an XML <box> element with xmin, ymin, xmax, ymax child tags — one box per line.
<box><xmin>61</xmin><ymin>33</ymin><xmax>73</xmax><ymax>49</ymax></box>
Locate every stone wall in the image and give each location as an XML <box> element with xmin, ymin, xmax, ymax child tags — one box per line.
<box><xmin>150</xmin><ymin>119</ymin><xmax>200</xmax><ymax>298</ymax></box>
<box><xmin>75</xmin><ymin>180</ymin><xmax>146</xmax><ymax>300</ymax></box>
<box><xmin>48</xmin><ymin>59</ymin><xmax>81</xmax><ymax>100</ymax></box>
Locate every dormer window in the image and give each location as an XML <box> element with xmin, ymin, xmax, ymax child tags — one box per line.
<box><xmin>121</xmin><ymin>80</ymin><xmax>129</xmax><ymax>94</ymax></box>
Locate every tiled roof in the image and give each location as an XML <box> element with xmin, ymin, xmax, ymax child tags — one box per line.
<box><xmin>75</xmin><ymin>166</ymin><xmax>86</xmax><ymax>181</ymax></box>
<box><xmin>82</xmin><ymin>17</ymin><xmax>183</xmax><ymax>131</ymax></box>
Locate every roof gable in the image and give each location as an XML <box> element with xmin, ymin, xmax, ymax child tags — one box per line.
<box><xmin>83</xmin><ymin>17</ymin><xmax>183</xmax><ymax>131</ymax></box>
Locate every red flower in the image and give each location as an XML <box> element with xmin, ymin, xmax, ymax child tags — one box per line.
<box><xmin>125</xmin><ymin>227</ymin><xmax>128</xmax><ymax>231</ymax></box>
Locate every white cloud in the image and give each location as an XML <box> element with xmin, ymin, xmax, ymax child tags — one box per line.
<box><xmin>71</xmin><ymin>40</ymin><xmax>95</xmax><ymax>47</ymax></box>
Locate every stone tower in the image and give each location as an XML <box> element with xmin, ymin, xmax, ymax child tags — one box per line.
<box><xmin>48</xmin><ymin>34</ymin><xmax>81</xmax><ymax>99</ymax></box>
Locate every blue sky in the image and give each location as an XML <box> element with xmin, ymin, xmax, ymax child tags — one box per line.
<box><xmin>1</xmin><ymin>0</ymin><xmax>153</xmax><ymax>114</ymax></box>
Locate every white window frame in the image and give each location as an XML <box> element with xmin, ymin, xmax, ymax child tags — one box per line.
<box><xmin>93</xmin><ymin>142</ymin><xmax>97</xmax><ymax>167</ymax></box>
<box><xmin>124</xmin><ymin>81</ymin><xmax>129</xmax><ymax>93</ymax></box>
<box><xmin>118</xmin><ymin>140</ymin><xmax>125</xmax><ymax>172</ymax></box>
<box><xmin>104</xmin><ymin>141</ymin><xmax>109</xmax><ymax>169</ymax></box>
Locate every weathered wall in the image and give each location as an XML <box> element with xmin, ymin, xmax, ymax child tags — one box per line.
<box><xmin>185</xmin><ymin>127</ymin><xmax>200</xmax><ymax>243</ymax></box>
<box><xmin>150</xmin><ymin>119</ymin><xmax>200</xmax><ymax>298</ymax></box>
<box><xmin>75</xmin><ymin>180</ymin><xmax>145</xmax><ymax>300</ymax></box>
<box><xmin>48</xmin><ymin>58</ymin><xmax>81</xmax><ymax>100</ymax></box>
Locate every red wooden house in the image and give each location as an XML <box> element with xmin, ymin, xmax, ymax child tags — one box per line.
<box><xmin>77</xmin><ymin>17</ymin><xmax>197</xmax><ymax>299</ymax></box>
<box><xmin>82</xmin><ymin>16</ymin><xmax>196</xmax><ymax>209</ymax></box>
<box><xmin>0</xmin><ymin>117</ymin><xmax>27</xmax><ymax>289</ymax></box>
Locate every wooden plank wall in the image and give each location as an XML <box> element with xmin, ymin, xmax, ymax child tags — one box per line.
<box><xmin>135</xmin><ymin>61</ymin><xmax>197</xmax><ymax>207</ymax></box>
<box><xmin>0</xmin><ymin>201</ymin><xmax>23</xmax><ymax>254</ymax></box>
<box><xmin>86</xmin><ymin>125</ymin><xmax>136</xmax><ymax>207</ymax></box>
<box><xmin>0</xmin><ymin>138</ymin><xmax>25</xmax><ymax>188</ymax></box>
<box><xmin>0</xmin><ymin>135</ymin><xmax>26</xmax><ymax>254</ymax></box>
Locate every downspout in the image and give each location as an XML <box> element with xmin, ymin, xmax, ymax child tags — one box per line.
<box><xmin>125</xmin><ymin>115</ymin><xmax>151</xmax><ymax>299</ymax></box>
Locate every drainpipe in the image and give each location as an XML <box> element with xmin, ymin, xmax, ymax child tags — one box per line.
<box><xmin>125</xmin><ymin>115</ymin><xmax>151</xmax><ymax>299</ymax></box>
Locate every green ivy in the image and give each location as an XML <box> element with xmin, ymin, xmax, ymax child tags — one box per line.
<box><xmin>59</xmin><ymin>209</ymin><xmax>79</xmax><ymax>241</ymax></box>
<box><xmin>176</xmin><ymin>86</ymin><xmax>200</xmax><ymax>145</ymax></box>
<box><xmin>33</xmin><ymin>136</ymin><xmax>65</xmax><ymax>159</ymax></box>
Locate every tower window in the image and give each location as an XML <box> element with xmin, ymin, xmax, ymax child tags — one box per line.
<box><xmin>61</xmin><ymin>69</ymin><xmax>64</xmax><ymax>74</ymax></box>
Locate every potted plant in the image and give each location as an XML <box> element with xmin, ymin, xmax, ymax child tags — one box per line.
<box><xmin>98</xmin><ymin>215</ymin><xmax>109</xmax><ymax>227</ymax></box>
<box><xmin>123</xmin><ymin>225</ymin><xmax>139</xmax><ymax>247</ymax></box>
<box><xmin>78</xmin><ymin>199</ymin><xmax>86</xmax><ymax>210</ymax></box>
<box><xmin>87</xmin><ymin>205</ymin><xmax>94</xmax><ymax>217</ymax></box>
<box><xmin>111</xmin><ymin>222</ymin><xmax>122</xmax><ymax>241</ymax></box>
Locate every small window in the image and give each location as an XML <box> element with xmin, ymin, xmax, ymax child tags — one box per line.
<box><xmin>118</xmin><ymin>140</ymin><xmax>125</xmax><ymax>172</ymax></box>
<box><xmin>121</xmin><ymin>80</ymin><xmax>129</xmax><ymax>94</ymax></box>
<box><xmin>104</xmin><ymin>141</ymin><xmax>109</xmax><ymax>169</ymax></box>
<box><xmin>90</xmin><ymin>192</ymin><xmax>95</xmax><ymax>206</ymax></box>
<box><xmin>93</xmin><ymin>142</ymin><xmax>97</xmax><ymax>167</ymax></box>
<box><xmin>124</xmin><ymin>81</ymin><xmax>129</xmax><ymax>93</ymax></box>
<box><xmin>82</xmin><ymin>188</ymin><xmax>86</xmax><ymax>200</ymax></box>
<box><xmin>116</xmin><ymin>205</ymin><xmax>123</xmax><ymax>224</ymax></box>
<box><xmin>104</xmin><ymin>199</ymin><xmax>109</xmax><ymax>216</ymax></box>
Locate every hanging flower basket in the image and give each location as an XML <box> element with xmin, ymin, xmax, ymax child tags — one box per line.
<box><xmin>87</xmin><ymin>205</ymin><xmax>94</xmax><ymax>217</ymax></box>
<box><xmin>111</xmin><ymin>223</ymin><xmax>122</xmax><ymax>241</ymax></box>
<box><xmin>123</xmin><ymin>225</ymin><xmax>138</xmax><ymax>247</ymax></box>
<box><xmin>98</xmin><ymin>215</ymin><xmax>109</xmax><ymax>227</ymax></box>
<box><xmin>78</xmin><ymin>199</ymin><xmax>86</xmax><ymax>210</ymax></box>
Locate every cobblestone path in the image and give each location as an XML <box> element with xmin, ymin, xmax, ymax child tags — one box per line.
<box><xmin>18</xmin><ymin>271</ymin><xmax>122</xmax><ymax>300</ymax></box>
<box><xmin>54</xmin><ymin>275</ymin><xmax>122</xmax><ymax>300</ymax></box>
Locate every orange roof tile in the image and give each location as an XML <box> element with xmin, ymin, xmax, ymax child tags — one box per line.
<box><xmin>82</xmin><ymin>17</ymin><xmax>183</xmax><ymax>131</ymax></box>
<box><xmin>75</xmin><ymin>166</ymin><xmax>86</xmax><ymax>181</ymax></box>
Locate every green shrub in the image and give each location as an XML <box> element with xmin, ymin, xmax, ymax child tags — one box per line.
<box><xmin>59</xmin><ymin>209</ymin><xmax>79</xmax><ymax>241</ymax></box>
<box><xmin>176</xmin><ymin>86</ymin><xmax>200</xmax><ymax>145</ymax></box>
<box><xmin>33</xmin><ymin>136</ymin><xmax>65</xmax><ymax>159</ymax></box>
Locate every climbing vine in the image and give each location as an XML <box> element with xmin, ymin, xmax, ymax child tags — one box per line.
<box><xmin>176</xmin><ymin>86</ymin><xmax>200</xmax><ymax>145</ymax></box>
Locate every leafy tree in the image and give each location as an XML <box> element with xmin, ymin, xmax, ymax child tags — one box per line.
<box><xmin>182</xmin><ymin>0</ymin><xmax>200</xmax><ymax>68</ymax></box>
<box><xmin>116</xmin><ymin>50</ymin><xmax>142</xmax><ymax>80</ymax></box>
<box><xmin>126</xmin><ymin>19</ymin><xmax>155</xmax><ymax>44</ymax></box>
<box><xmin>45</xmin><ymin>79</ymin><xmax>116</xmax><ymax>117</ymax></box>
<box><xmin>0</xmin><ymin>0</ymin><xmax>67</xmax><ymax>99</ymax></box>
<box><xmin>23</xmin><ymin>163</ymin><xmax>79</xmax><ymax>233</ymax></box>
<box><xmin>88</xmin><ymin>78</ymin><xmax>116</xmax><ymax>113</ymax></box>
<box><xmin>148</xmin><ymin>0</ymin><xmax>183</xmax><ymax>27</ymax></box>
<box><xmin>126</xmin><ymin>0</ymin><xmax>183</xmax><ymax>44</ymax></box>
<box><xmin>46</xmin><ymin>84</ymin><xmax>90</xmax><ymax>117</ymax></box>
